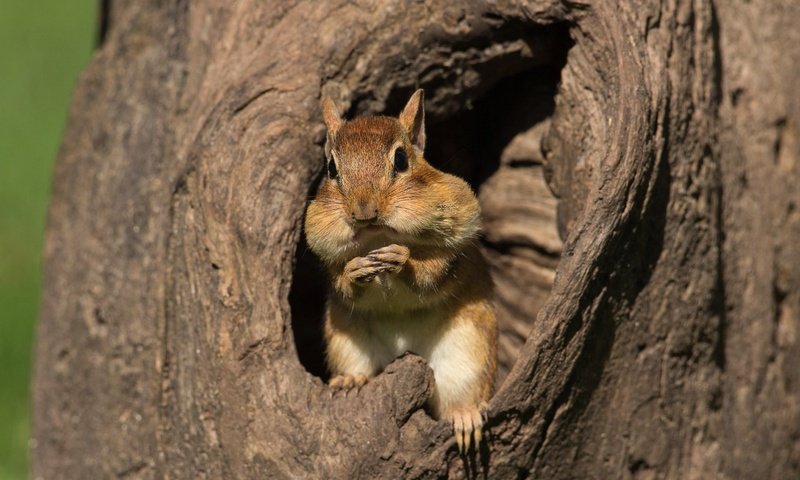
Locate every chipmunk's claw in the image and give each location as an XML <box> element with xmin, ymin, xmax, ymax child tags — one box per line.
<box><xmin>366</xmin><ymin>244</ymin><xmax>410</xmax><ymax>274</ymax></box>
<box><xmin>344</xmin><ymin>245</ymin><xmax>410</xmax><ymax>285</ymax></box>
<box><xmin>454</xmin><ymin>413</ymin><xmax>465</xmax><ymax>453</ymax></box>
<box><xmin>329</xmin><ymin>374</ymin><xmax>368</xmax><ymax>395</ymax></box>
<box><xmin>345</xmin><ymin>257</ymin><xmax>385</xmax><ymax>284</ymax></box>
<box><xmin>449</xmin><ymin>406</ymin><xmax>484</xmax><ymax>454</ymax></box>
<box><xmin>472</xmin><ymin>408</ymin><xmax>483</xmax><ymax>447</ymax></box>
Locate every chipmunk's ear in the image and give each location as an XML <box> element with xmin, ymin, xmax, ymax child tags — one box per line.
<box><xmin>321</xmin><ymin>95</ymin><xmax>343</xmax><ymax>138</ymax></box>
<box><xmin>321</xmin><ymin>95</ymin><xmax>343</xmax><ymax>159</ymax></box>
<box><xmin>399</xmin><ymin>89</ymin><xmax>426</xmax><ymax>153</ymax></box>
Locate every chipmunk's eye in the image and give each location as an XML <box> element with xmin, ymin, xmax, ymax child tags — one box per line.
<box><xmin>393</xmin><ymin>147</ymin><xmax>408</xmax><ymax>173</ymax></box>
<box><xmin>327</xmin><ymin>158</ymin><xmax>338</xmax><ymax>179</ymax></box>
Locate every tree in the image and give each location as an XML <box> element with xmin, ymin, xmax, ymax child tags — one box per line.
<box><xmin>32</xmin><ymin>1</ymin><xmax>799</xmax><ymax>478</ymax></box>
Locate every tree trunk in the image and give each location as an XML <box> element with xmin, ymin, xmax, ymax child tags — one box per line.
<box><xmin>32</xmin><ymin>1</ymin><xmax>799</xmax><ymax>478</ymax></box>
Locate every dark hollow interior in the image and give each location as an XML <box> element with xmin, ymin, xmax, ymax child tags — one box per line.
<box><xmin>289</xmin><ymin>24</ymin><xmax>572</xmax><ymax>381</ymax></box>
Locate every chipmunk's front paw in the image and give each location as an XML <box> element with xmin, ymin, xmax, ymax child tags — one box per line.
<box><xmin>448</xmin><ymin>405</ymin><xmax>485</xmax><ymax>454</ymax></box>
<box><xmin>366</xmin><ymin>244</ymin><xmax>410</xmax><ymax>275</ymax></box>
<box><xmin>344</xmin><ymin>256</ymin><xmax>386</xmax><ymax>284</ymax></box>
<box><xmin>329</xmin><ymin>374</ymin><xmax>368</xmax><ymax>392</ymax></box>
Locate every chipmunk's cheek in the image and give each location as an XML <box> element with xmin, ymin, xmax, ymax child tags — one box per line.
<box><xmin>333</xmin><ymin>216</ymin><xmax>358</xmax><ymax>244</ymax></box>
<box><xmin>382</xmin><ymin>208</ymin><xmax>414</xmax><ymax>235</ymax></box>
<box><xmin>306</xmin><ymin>207</ymin><xmax>356</xmax><ymax>260</ymax></box>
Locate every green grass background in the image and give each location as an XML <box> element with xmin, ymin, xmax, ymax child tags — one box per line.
<box><xmin>0</xmin><ymin>2</ymin><xmax>95</xmax><ymax>478</ymax></box>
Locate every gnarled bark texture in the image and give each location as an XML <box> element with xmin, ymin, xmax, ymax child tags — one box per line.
<box><xmin>33</xmin><ymin>0</ymin><xmax>799</xmax><ymax>478</ymax></box>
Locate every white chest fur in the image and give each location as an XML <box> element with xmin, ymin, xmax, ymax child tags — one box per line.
<box><xmin>352</xmin><ymin>307</ymin><xmax>484</xmax><ymax>414</ymax></box>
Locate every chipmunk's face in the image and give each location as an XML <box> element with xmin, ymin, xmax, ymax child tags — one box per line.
<box><xmin>305</xmin><ymin>89</ymin><xmax>480</xmax><ymax>263</ymax></box>
<box><xmin>325</xmin><ymin>116</ymin><xmax>417</xmax><ymax>227</ymax></box>
<box><xmin>307</xmin><ymin>90</ymin><xmax>441</xmax><ymax>251</ymax></box>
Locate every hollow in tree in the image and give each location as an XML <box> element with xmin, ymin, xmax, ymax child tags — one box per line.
<box><xmin>33</xmin><ymin>1</ymin><xmax>800</xmax><ymax>478</ymax></box>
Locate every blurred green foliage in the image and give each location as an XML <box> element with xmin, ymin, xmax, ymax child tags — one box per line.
<box><xmin>0</xmin><ymin>2</ymin><xmax>95</xmax><ymax>478</ymax></box>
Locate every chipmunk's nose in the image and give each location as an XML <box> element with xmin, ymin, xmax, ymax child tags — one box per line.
<box><xmin>351</xmin><ymin>200</ymin><xmax>379</xmax><ymax>223</ymax></box>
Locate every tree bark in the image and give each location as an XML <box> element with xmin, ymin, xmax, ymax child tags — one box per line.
<box><xmin>32</xmin><ymin>1</ymin><xmax>799</xmax><ymax>478</ymax></box>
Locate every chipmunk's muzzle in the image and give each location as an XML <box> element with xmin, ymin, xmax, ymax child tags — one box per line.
<box><xmin>350</xmin><ymin>197</ymin><xmax>379</xmax><ymax>226</ymax></box>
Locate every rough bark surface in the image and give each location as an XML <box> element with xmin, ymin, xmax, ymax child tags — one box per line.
<box><xmin>33</xmin><ymin>0</ymin><xmax>799</xmax><ymax>478</ymax></box>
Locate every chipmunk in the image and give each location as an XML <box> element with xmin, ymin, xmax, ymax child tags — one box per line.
<box><xmin>304</xmin><ymin>89</ymin><xmax>497</xmax><ymax>452</ymax></box>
